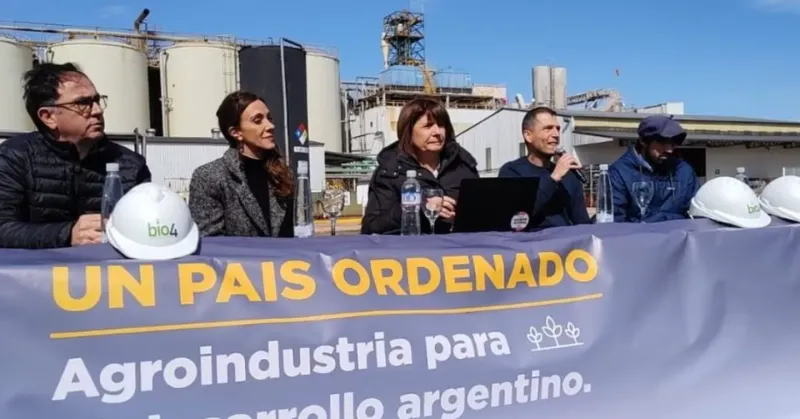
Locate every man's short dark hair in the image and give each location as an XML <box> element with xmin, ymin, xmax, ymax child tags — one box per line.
<box><xmin>521</xmin><ymin>105</ymin><xmax>557</xmax><ymax>133</ymax></box>
<box><xmin>23</xmin><ymin>62</ymin><xmax>86</xmax><ymax>131</ymax></box>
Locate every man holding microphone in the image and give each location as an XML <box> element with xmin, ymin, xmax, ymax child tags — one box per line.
<box><xmin>498</xmin><ymin>105</ymin><xmax>591</xmax><ymax>229</ymax></box>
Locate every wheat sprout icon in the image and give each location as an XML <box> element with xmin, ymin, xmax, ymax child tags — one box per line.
<box><xmin>526</xmin><ymin>326</ymin><xmax>543</xmax><ymax>349</ymax></box>
<box><xmin>565</xmin><ymin>321</ymin><xmax>581</xmax><ymax>344</ymax></box>
<box><xmin>527</xmin><ymin>316</ymin><xmax>584</xmax><ymax>352</ymax></box>
<box><xmin>542</xmin><ymin>316</ymin><xmax>562</xmax><ymax>345</ymax></box>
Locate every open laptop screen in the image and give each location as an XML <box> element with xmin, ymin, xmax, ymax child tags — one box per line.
<box><xmin>452</xmin><ymin>177</ymin><xmax>540</xmax><ymax>233</ymax></box>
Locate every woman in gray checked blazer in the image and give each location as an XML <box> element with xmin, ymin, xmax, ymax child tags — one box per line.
<box><xmin>188</xmin><ymin>91</ymin><xmax>294</xmax><ymax>237</ymax></box>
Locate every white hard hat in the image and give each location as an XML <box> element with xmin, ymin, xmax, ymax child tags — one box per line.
<box><xmin>106</xmin><ymin>182</ymin><xmax>199</xmax><ymax>260</ymax></box>
<box><xmin>758</xmin><ymin>175</ymin><xmax>800</xmax><ymax>223</ymax></box>
<box><xmin>688</xmin><ymin>176</ymin><xmax>770</xmax><ymax>229</ymax></box>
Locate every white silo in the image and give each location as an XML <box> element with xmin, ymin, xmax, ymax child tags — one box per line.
<box><xmin>306</xmin><ymin>49</ymin><xmax>343</xmax><ymax>153</ymax></box>
<box><xmin>0</xmin><ymin>37</ymin><xmax>35</xmax><ymax>132</ymax></box>
<box><xmin>532</xmin><ymin>66</ymin><xmax>552</xmax><ymax>107</ymax></box>
<box><xmin>551</xmin><ymin>67</ymin><xmax>567</xmax><ymax>110</ymax></box>
<box><xmin>47</xmin><ymin>39</ymin><xmax>150</xmax><ymax>135</ymax></box>
<box><xmin>159</xmin><ymin>41</ymin><xmax>239</xmax><ymax>138</ymax></box>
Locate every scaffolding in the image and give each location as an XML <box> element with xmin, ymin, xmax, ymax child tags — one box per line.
<box><xmin>343</xmin><ymin>79</ymin><xmax>502</xmax><ymax>113</ymax></box>
<box><xmin>382</xmin><ymin>10</ymin><xmax>425</xmax><ymax>67</ymax></box>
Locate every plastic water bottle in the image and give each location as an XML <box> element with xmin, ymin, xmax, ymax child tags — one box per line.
<box><xmin>595</xmin><ymin>164</ymin><xmax>614</xmax><ymax>223</ymax></box>
<box><xmin>101</xmin><ymin>163</ymin><xmax>124</xmax><ymax>243</ymax></box>
<box><xmin>400</xmin><ymin>170</ymin><xmax>421</xmax><ymax>236</ymax></box>
<box><xmin>294</xmin><ymin>161</ymin><xmax>314</xmax><ymax>238</ymax></box>
<box><xmin>734</xmin><ymin>167</ymin><xmax>748</xmax><ymax>184</ymax></box>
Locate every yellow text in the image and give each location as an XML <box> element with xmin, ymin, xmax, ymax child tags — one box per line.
<box><xmin>51</xmin><ymin>261</ymin><xmax>316</xmax><ymax>312</ymax></box>
<box><xmin>330</xmin><ymin>249</ymin><xmax>597</xmax><ymax>296</ymax></box>
<box><xmin>177</xmin><ymin>261</ymin><xmax>315</xmax><ymax>305</ymax></box>
<box><xmin>52</xmin><ymin>265</ymin><xmax>156</xmax><ymax>312</ymax></box>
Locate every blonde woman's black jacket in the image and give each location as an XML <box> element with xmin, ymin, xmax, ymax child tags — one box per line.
<box><xmin>0</xmin><ymin>131</ymin><xmax>151</xmax><ymax>249</ymax></box>
<box><xmin>361</xmin><ymin>140</ymin><xmax>478</xmax><ymax>235</ymax></box>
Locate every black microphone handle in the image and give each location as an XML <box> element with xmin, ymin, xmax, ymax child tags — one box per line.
<box><xmin>573</xmin><ymin>168</ymin><xmax>588</xmax><ymax>184</ymax></box>
<box><xmin>554</xmin><ymin>150</ymin><xmax>588</xmax><ymax>184</ymax></box>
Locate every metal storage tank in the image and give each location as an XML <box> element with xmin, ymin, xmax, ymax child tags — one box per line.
<box><xmin>532</xmin><ymin>66</ymin><xmax>552</xmax><ymax>106</ymax></box>
<box><xmin>0</xmin><ymin>37</ymin><xmax>35</xmax><ymax>132</ymax></box>
<box><xmin>551</xmin><ymin>67</ymin><xmax>567</xmax><ymax>109</ymax></box>
<box><xmin>306</xmin><ymin>49</ymin><xmax>343</xmax><ymax>153</ymax></box>
<box><xmin>47</xmin><ymin>39</ymin><xmax>150</xmax><ymax>135</ymax></box>
<box><xmin>239</xmin><ymin>43</ymin><xmax>309</xmax><ymax>169</ymax></box>
<box><xmin>160</xmin><ymin>41</ymin><xmax>239</xmax><ymax>138</ymax></box>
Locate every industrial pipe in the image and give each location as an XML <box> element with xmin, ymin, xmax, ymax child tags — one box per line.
<box><xmin>133</xmin><ymin>9</ymin><xmax>150</xmax><ymax>32</ymax></box>
<box><xmin>342</xmin><ymin>89</ymin><xmax>350</xmax><ymax>153</ymax></box>
<box><xmin>281</xmin><ymin>38</ymin><xmax>304</xmax><ymax>49</ymax></box>
<box><xmin>133</xmin><ymin>128</ymin><xmax>141</xmax><ymax>155</ymax></box>
<box><xmin>132</xmin><ymin>9</ymin><xmax>150</xmax><ymax>51</ymax></box>
<box><xmin>279</xmin><ymin>38</ymin><xmax>290</xmax><ymax>164</ymax></box>
<box><xmin>144</xmin><ymin>128</ymin><xmax>155</xmax><ymax>159</ymax></box>
<box><xmin>0</xmin><ymin>24</ymin><xmax>228</xmax><ymax>43</ymax></box>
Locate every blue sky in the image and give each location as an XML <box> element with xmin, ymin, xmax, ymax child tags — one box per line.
<box><xmin>6</xmin><ymin>0</ymin><xmax>799</xmax><ymax>120</ymax></box>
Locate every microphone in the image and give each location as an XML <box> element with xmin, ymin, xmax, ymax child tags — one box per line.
<box><xmin>554</xmin><ymin>148</ymin><xmax>588</xmax><ymax>184</ymax></box>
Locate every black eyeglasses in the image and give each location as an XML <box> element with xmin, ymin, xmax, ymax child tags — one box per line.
<box><xmin>46</xmin><ymin>94</ymin><xmax>108</xmax><ymax>114</ymax></box>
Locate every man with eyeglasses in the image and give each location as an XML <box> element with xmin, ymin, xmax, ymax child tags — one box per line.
<box><xmin>0</xmin><ymin>62</ymin><xmax>151</xmax><ymax>249</ymax></box>
<box><xmin>608</xmin><ymin>115</ymin><xmax>699</xmax><ymax>223</ymax></box>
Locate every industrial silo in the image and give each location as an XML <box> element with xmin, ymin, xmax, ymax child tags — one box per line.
<box><xmin>305</xmin><ymin>49</ymin><xmax>343</xmax><ymax>153</ymax></box>
<box><xmin>551</xmin><ymin>67</ymin><xmax>567</xmax><ymax>109</ymax></box>
<box><xmin>532</xmin><ymin>66</ymin><xmax>552</xmax><ymax>107</ymax></box>
<box><xmin>239</xmin><ymin>42</ymin><xmax>309</xmax><ymax>168</ymax></box>
<box><xmin>159</xmin><ymin>41</ymin><xmax>239</xmax><ymax>138</ymax></box>
<box><xmin>0</xmin><ymin>37</ymin><xmax>35</xmax><ymax>132</ymax></box>
<box><xmin>47</xmin><ymin>39</ymin><xmax>150</xmax><ymax>135</ymax></box>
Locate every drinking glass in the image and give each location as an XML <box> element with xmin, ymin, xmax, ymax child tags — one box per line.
<box><xmin>632</xmin><ymin>181</ymin><xmax>654</xmax><ymax>223</ymax></box>
<box><xmin>321</xmin><ymin>189</ymin><xmax>346</xmax><ymax>236</ymax></box>
<box><xmin>422</xmin><ymin>188</ymin><xmax>444</xmax><ymax>234</ymax></box>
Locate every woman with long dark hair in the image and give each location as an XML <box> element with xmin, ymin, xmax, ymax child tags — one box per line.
<box><xmin>361</xmin><ymin>97</ymin><xmax>479</xmax><ymax>234</ymax></box>
<box><xmin>188</xmin><ymin>91</ymin><xmax>294</xmax><ymax>237</ymax></box>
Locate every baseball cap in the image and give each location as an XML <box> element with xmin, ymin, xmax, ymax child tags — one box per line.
<box><xmin>637</xmin><ymin>115</ymin><xmax>687</xmax><ymax>145</ymax></box>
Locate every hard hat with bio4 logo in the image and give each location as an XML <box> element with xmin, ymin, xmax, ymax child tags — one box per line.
<box><xmin>688</xmin><ymin>176</ymin><xmax>770</xmax><ymax>228</ymax></box>
<box><xmin>105</xmin><ymin>182</ymin><xmax>199</xmax><ymax>260</ymax></box>
<box><xmin>758</xmin><ymin>175</ymin><xmax>800</xmax><ymax>223</ymax></box>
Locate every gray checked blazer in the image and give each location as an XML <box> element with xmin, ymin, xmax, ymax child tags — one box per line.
<box><xmin>188</xmin><ymin>148</ymin><xmax>294</xmax><ymax>237</ymax></box>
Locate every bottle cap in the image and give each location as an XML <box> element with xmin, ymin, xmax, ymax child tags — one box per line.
<box><xmin>736</xmin><ymin>167</ymin><xmax>745</xmax><ymax>173</ymax></box>
<box><xmin>406</xmin><ymin>170</ymin><xmax>417</xmax><ymax>177</ymax></box>
<box><xmin>599</xmin><ymin>164</ymin><xmax>608</xmax><ymax>170</ymax></box>
<box><xmin>106</xmin><ymin>163</ymin><xmax>119</xmax><ymax>172</ymax></box>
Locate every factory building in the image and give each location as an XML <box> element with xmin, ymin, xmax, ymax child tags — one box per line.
<box><xmin>3</xmin><ymin>8</ymin><xmax>799</xmax><ymax>219</ymax></box>
<box><xmin>342</xmin><ymin>10</ymin><xmax>507</xmax><ymax>156</ymax></box>
<box><xmin>457</xmin><ymin>107</ymin><xmax>800</xmax><ymax>209</ymax></box>
<box><xmin>459</xmin><ymin>65</ymin><xmax>800</xmax><ymax>175</ymax></box>
<box><xmin>456</xmin><ymin>63</ymin><xmax>800</xmax><ymax>208</ymax></box>
<box><xmin>344</xmin><ymin>77</ymin><xmax>506</xmax><ymax>155</ymax></box>
<box><xmin>0</xmin><ymin>11</ymin><xmax>357</xmax><ymax>205</ymax></box>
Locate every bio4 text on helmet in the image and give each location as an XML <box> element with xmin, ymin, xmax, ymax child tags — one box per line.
<box><xmin>148</xmin><ymin>220</ymin><xmax>179</xmax><ymax>238</ymax></box>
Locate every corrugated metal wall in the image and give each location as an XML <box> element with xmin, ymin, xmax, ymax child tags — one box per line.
<box><xmin>142</xmin><ymin>140</ymin><xmax>326</xmax><ymax>196</ymax></box>
<box><xmin>348</xmin><ymin>106</ymin><xmax>495</xmax><ymax>154</ymax></box>
<box><xmin>145</xmin><ymin>142</ymin><xmax>228</xmax><ymax>193</ymax></box>
<box><xmin>310</xmin><ymin>143</ymin><xmax>326</xmax><ymax>193</ymax></box>
<box><xmin>456</xmin><ymin>109</ymin><xmax>528</xmax><ymax>176</ymax></box>
<box><xmin>456</xmin><ymin>108</ymin><xmax>593</xmax><ymax>176</ymax></box>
